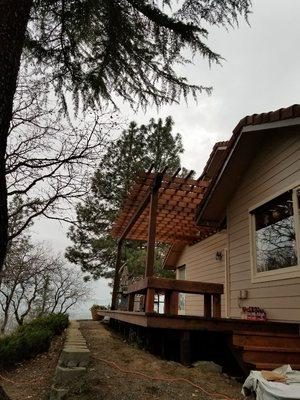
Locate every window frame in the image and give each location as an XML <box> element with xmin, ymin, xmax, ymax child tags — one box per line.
<box><xmin>249</xmin><ymin>182</ymin><xmax>300</xmax><ymax>283</ymax></box>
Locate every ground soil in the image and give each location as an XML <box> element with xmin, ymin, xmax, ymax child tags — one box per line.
<box><xmin>0</xmin><ymin>321</ymin><xmax>244</xmax><ymax>400</ymax></box>
<box><xmin>0</xmin><ymin>334</ymin><xmax>64</xmax><ymax>400</ymax></box>
<box><xmin>66</xmin><ymin>321</ymin><xmax>244</xmax><ymax>400</ymax></box>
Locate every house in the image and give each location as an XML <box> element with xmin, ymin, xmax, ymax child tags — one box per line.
<box><xmin>166</xmin><ymin>104</ymin><xmax>300</xmax><ymax>323</ymax></box>
<box><xmin>99</xmin><ymin>105</ymin><xmax>300</xmax><ymax>372</ymax></box>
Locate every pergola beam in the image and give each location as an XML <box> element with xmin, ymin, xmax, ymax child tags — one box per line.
<box><xmin>145</xmin><ymin>172</ymin><xmax>163</xmax><ymax>277</ymax></box>
<box><xmin>111</xmin><ymin>169</ymin><xmax>214</xmax><ymax>244</ymax></box>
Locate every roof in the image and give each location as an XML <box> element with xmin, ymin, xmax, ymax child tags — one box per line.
<box><xmin>196</xmin><ymin>104</ymin><xmax>300</xmax><ymax>225</ymax></box>
<box><xmin>165</xmin><ymin>104</ymin><xmax>300</xmax><ymax>268</ymax></box>
<box><xmin>111</xmin><ymin>170</ymin><xmax>215</xmax><ymax>244</ymax></box>
<box><xmin>163</xmin><ymin>243</ymin><xmax>187</xmax><ymax>270</ymax></box>
<box><xmin>200</xmin><ymin>141</ymin><xmax>228</xmax><ymax>180</ymax></box>
<box><xmin>232</xmin><ymin>104</ymin><xmax>300</xmax><ymax>136</ymax></box>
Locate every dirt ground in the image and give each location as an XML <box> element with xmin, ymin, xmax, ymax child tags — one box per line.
<box><xmin>0</xmin><ymin>334</ymin><xmax>64</xmax><ymax>400</ymax></box>
<box><xmin>66</xmin><ymin>321</ymin><xmax>244</xmax><ymax>400</ymax></box>
<box><xmin>0</xmin><ymin>321</ymin><xmax>244</xmax><ymax>400</ymax></box>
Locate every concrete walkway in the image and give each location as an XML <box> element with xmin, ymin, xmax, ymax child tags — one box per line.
<box><xmin>50</xmin><ymin>321</ymin><xmax>90</xmax><ymax>399</ymax></box>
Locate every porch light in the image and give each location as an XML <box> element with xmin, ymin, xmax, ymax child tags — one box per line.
<box><xmin>215</xmin><ymin>251</ymin><xmax>223</xmax><ymax>261</ymax></box>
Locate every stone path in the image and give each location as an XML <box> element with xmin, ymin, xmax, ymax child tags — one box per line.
<box><xmin>50</xmin><ymin>321</ymin><xmax>90</xmax><ymax>399</ymax></box>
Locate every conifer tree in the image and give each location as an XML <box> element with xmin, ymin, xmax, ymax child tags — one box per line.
<box><xmin>66</xmin><ymin>117</ymin><xmax>183</xmax><ymax>280</ymax></box>
<box><xmin>0</xmin><ymin>0</ymin><xmax>251</xmax><ymax>270</ymax></box>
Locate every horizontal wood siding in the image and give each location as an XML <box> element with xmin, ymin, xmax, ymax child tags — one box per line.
<box><xmin>227</xmin><ymin>130</ymin><xmax>300</xmax><ymax>322</ymax></box>
<box><xmin>175</xmin><ymin>231</ymin><xmax>227</xmax><ymax>317</ymax></box>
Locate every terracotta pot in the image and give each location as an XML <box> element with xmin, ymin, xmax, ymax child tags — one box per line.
<box><xmin>91</xmin><ymin>308</ymin><xmax>104</xmax><ymax>321</ymax></box>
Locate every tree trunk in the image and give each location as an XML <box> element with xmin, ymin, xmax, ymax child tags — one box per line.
<box><xmin>0</xmin><ymin>0</ymin><xmax>33</xmax><ymax>271</ymax></box>
<box><xmin>0</xmin><ymin>309</ymin><xmax>9</xmax><ymax>334</ymax></box>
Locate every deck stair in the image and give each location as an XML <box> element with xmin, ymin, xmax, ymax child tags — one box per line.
<box><xmin>232</xmin><ymin>330</ymin><xmax>300</xmax><ymax>371</ymax></box>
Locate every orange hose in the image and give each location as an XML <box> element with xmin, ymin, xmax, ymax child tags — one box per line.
<box><xmin>92</xmin><ymin>355</ymin><xmax>242</xmax><ymax>400</ymax></box>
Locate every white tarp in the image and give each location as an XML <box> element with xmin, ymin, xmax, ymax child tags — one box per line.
<box><xmin>242</xmin><ymin>365</ymin><xmax>300</xmax><ymax>400</ymax></box>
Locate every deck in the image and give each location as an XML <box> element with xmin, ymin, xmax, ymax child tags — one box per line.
<box><xmin>98</xmin><ymin>309</ymin><xmax>299</xmax><ymax>334</ymax></box>
<box><xmin>98</xmin><ymin>309</ymin><xmax>300</xmax><ymax>373</ymax></box>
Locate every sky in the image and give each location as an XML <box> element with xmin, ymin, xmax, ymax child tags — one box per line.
<box><xmin>32</xmin><ymin>0</ymin><xmax>300</xmax><ymax>318</ymax></box>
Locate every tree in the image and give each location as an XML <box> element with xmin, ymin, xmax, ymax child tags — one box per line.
<box><xmin>6</xmin><ymin>67</ymin><xmax>115</xmax><ymax>242</ymax></box>
<box><xmin>0</xmin><ymin>0</ymin><xmax>251</xmax><ymax>271</ymax></box>
<box><xmin>0</xmin><ymin>236</ymin><xmax>89</xmax><ymax>334</ymax></box>
<box><xmin>66</xmin><ymin>116</ymin><xmax>182</xmax><ymax>280</ymax></box>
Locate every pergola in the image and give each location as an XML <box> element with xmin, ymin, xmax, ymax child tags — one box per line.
<box><xmin>110</xmin><ymin>168</ymin><xmax>219</xmax><ymax>314</ymax></box>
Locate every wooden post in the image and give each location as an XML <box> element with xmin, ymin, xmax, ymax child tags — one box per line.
<box><xmin>204</xmin><ymin>294</ymin><xmax>212</xmax><ymax>318</ymax></box>
<box><xmin>164</xmin><ymin>290</ymin><xmax>171</xmax><ymax>314</ymax></box>
<box><xmin>145</xmin><ymin>288</ymin><xmax>155</xmax><ymax>313</ymax></box>
<box><xmin>180</xmin><ymin>330</ymin><xmax>191</xmax><ymax>365</ymax></box>
<box><xmin>213</xmin><ymin>294</ymin><xmax>221</xmax><ymax>318</ymax></box>
<box><xmin>145</xmin><ymin>174</ymin><xmax>162</xmax><ymax>278</ymax></box>
<box><xmin>128</xmin><ymin>293</ymin><xmax>135</xmax><ymax>311</ymax></box>
<box><xmin>170</xmin><ymin>291</ymin><xmax>179</xmax><ymax>315</ymax></box>
<box><xmin>111</xmin><ymin>240</ymin><xmax>123</xmax><ymax>310</ymax></box>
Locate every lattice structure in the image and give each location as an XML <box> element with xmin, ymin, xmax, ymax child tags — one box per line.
<box><xmin>111</xmin><ymin>169</ymin><xmax>214</xmax><ymax>244</ymax></box>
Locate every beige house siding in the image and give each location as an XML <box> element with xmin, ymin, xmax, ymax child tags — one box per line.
<box><xmin>227</xmin><ymin>130</ymin><xmax>300</xmax><ymax>322</ymax></box>
<box><xmin>175</xmin><ymin>231</ymin><xmax>227</xmax><ymax>317</ymax></box>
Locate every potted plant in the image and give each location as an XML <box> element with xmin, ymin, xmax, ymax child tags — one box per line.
<box><xmin>90</xmin><ymin>304</ymin><xmax>107</xmax><ymax>321</ymax></box>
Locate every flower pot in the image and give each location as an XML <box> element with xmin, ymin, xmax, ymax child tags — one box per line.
<box><xmin>91</xmin><ymin>308</ymin><xmax>104</xmax><ymax>321</ymax></box>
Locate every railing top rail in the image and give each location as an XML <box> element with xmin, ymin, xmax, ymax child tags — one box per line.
<box><xmin>126</xmin><ymin>276</ymin><xmax>223</xmax><ymax>295</ymax></box>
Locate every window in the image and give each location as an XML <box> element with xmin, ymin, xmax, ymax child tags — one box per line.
<box><xmin>153</xmin><ymin>293</ymin><xmax>165</xmax><ymax>314</ymax></box>
<box><xmin>250</xmin><ymin>186</ymin><xmax>300</xmax><ymax>281</ymax></box>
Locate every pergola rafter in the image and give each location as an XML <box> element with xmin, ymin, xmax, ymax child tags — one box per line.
<box><xmin>110</xmin><ymin>168</ymin><xmax>216</xmax><ymax>310</ymax></box>
<box><xmin>111</xmin><ymin>169</ymin><xmax>213</xmax><ymax>244</ymax></box>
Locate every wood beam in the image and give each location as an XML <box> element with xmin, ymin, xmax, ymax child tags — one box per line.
<box><xmin>145</xmin><ymin>288</ymin><xmax>155</xmax><ymax>313</ymax></box>
<box><xmin>213</xmin><ymin>294</ymin><xmax>221</xmax><ymax>318</ymax></box>
<box><xmin>204</xmin><ymin>294</ymin><xmax>212</xmax><ymax>318</ymax></box>
<box><xmin>170</xmin><ymin>291</ymin><xmax>179</xmax><ymax>315</ymax></box>
<box><xmin>128</xmin><ymin>294</ymin><xmax>135</xmax><ymax>312</ymax></box>
<box><xmin>126</xmin><ymin>277</ymin><xmax>223</xmax><ymax>295</ymax></box>
<box><xmin>119</xmin><ymin>191</ymin><xmax>151</xmax><ymax>241</ymax></box>
<box><xmin>145</xmin><ymin>173</ymin><xmax>163</xmax><ymax>277</ymax></box>
<box><xmin>180</xmin><ymin>331</ymin><xmax>191</xmax><ymax>365</ymax></box>
<box><xmin>111</xmin><ymin>241</ymin><xmax>123</xmax><ymax>310</ymax></box>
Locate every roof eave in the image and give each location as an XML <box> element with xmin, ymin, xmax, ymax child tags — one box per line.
<box><xmin>196</xmin><ymin>116</ymin><xmax>300</xmax><ymax>226</ymax></box>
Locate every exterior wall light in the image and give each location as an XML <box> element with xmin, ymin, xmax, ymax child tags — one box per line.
<box><xmin>215</xmin><ymin>251</ymin><xmax>223</xmax><ymax>261</ymax></box>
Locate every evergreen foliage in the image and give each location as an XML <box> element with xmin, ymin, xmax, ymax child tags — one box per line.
<box><xmin>0</xmin><ymin>313</ymin><xmax>68</xmax><ymax>369</ymax></box>
<box><xmin>26</xmin><ymin>0</ymin><xmax>251</xmax><ymax>109</ymax></box>
<box><xmin>66</xmin><ymin>116</ymin><xmax>183</xmax><ymax>280</ymax></box>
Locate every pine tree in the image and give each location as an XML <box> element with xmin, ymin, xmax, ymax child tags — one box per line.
<box><xmin>66</xmin><ymin>116</ymin><xmax>183</xmax><ymax>280</ymax></box>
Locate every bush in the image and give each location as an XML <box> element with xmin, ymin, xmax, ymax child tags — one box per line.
<box><xmin>90</xmin><ymin>304</ymin><xmax>107</xmax><ymax>311</ymax></box>
<box><xmin>0</xmin><ymin>313</ymin><xmax>69</xmax><ymax>369</ymax></box>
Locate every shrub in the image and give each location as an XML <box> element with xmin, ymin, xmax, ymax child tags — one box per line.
<box><xmin>90</xmin><ymin>304</ymin><xmax>107</xmax><ymax>311</ymax></box>
<box><xmin>0</xmin><ymin>313</ymin><xmax>69</xmax><ymax>369</ymax></box>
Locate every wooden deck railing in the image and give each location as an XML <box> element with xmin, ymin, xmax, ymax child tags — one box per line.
<box><xmin>125</xmin><ymin>277</ymin><xmax>223</xmax><ymax>318</ymax></box>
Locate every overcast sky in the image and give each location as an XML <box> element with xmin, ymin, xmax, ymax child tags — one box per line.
<box><xmin>32</xmin><ymin>0</ymin><xmax>300</xmax><ymax>317</ymax></box>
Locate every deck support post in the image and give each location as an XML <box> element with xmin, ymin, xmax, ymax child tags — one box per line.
<box><xmin>180</xmin><ymin>330</ymin><xmax>191</xmax><ymax>366</ymax></box>
<box><xmin>204</xmin><ymin>294</ymin><xmax>212</xmax><ymax>318</ymax></box>
<box><xmin>111</xmin><ymin>240</ymin><xmax>123</xmax><ymax>310</ymax></box>
<box><xmin>213</xmin><ymin>294</ymin><xmax>221</xmax><ymax>318</ymax></box>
